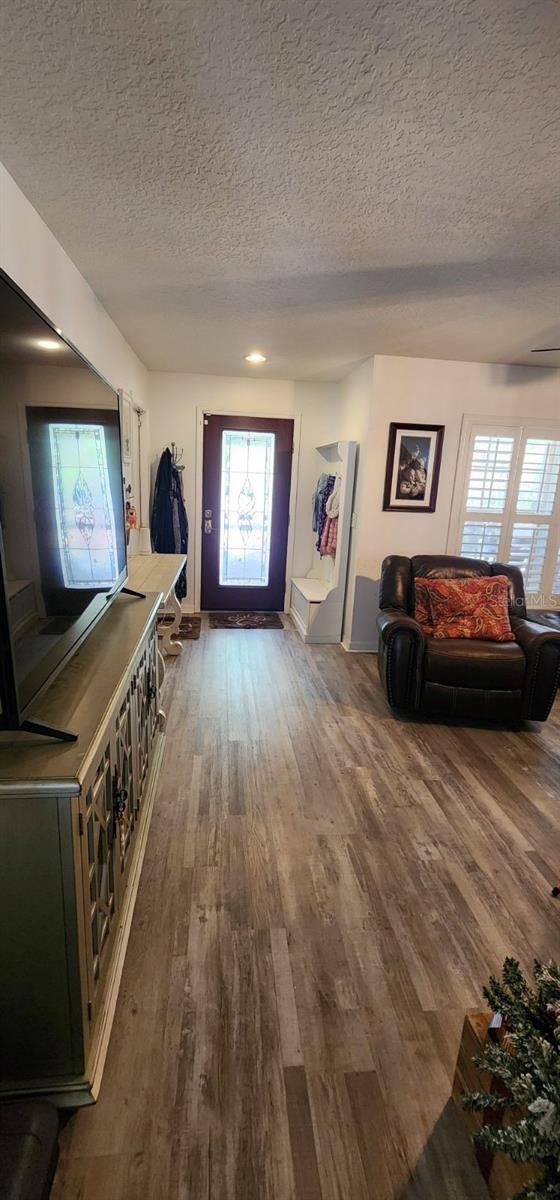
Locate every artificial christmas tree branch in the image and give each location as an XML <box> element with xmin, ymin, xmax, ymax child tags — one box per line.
<box><xmin>463</xmin><ymin>958</ymin><xmax>560</xmax><ymax>1200</ymax></box>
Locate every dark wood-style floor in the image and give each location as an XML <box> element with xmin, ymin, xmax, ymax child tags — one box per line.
<box><xmin>52</xmin><ymin>619</ymin><xmax>560</xmax><ymax>1199</ymax></box>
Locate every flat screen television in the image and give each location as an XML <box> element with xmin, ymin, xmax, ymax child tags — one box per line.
<box><xmin>0</xmin><ymin>269</ymin><xmax>128</xmax><ymax>740</ymax></box>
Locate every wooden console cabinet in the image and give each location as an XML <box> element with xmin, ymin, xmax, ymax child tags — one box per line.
<box><xmin>0</xmin><ymin>593</ymin><xmax>164</xmax><ymax>1107</ymax></box>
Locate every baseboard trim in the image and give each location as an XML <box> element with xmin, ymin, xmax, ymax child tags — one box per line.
<box><xmin>342</xmin><ymin>639</ymin><xmax>378</xmax><ymax>653</ymax></box>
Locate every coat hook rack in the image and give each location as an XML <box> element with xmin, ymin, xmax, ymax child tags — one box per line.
<box><xmin>170</xmin><ymin>442</ymin><xmax>184</xmax><ymax>470</ymax></box>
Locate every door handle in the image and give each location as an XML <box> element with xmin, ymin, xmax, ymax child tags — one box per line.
<box><xmin>204</xmin><ymin>509</ymin><xmax>213</xmax><ymax>534</ymax></box>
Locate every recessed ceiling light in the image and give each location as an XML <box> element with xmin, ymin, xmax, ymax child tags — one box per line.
<box><xmin>36</xmin><ymin>338</ymin><xmax>60</xmax><ymax>351</ymax></box>
<box><xmin>244</xmin><ymin>351</ymin><xmax>267</xmax><ymax>364</ymax></box>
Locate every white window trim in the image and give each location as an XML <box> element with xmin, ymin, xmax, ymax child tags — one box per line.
<box><xmin>448</xmin><ymin>414</ymin><xmax>560</xmax><ymax>609</ymax></box>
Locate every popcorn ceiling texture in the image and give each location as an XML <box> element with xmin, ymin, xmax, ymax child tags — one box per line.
<box><xmin>1</xmin><ymin>0</ymin><xmax>559</xmax><ymax>379</ymax></box>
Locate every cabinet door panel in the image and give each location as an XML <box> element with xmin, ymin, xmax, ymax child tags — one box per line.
<box><xmin>147</xmin><ymin>627</ymin><xmax>159</xmax><ymax>747</ymax></box>
<box><xmin>80</xmin><ymin>741</ymin><xmax>119</xmax><ymax>1023</ymax></box>
<box><xmin>113</xmin><ymin>684</ymin><xmax>136</xmax><ymax>889</ymax></box>
<box><xmin>133</xmin><ymin>629</ymin><xmax>159</xmax><ymax>811</ymax></box>
<box><xmin>0</xmin><ymin>796</ymin><xmax>83</xmax><ymax>1080</ymax></box>
<box><xmin>134</xmin><ymin>648</ymin><xmax>150</xmax><ymax>812</ymax></box>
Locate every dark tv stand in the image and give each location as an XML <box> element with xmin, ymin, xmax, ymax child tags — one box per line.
<box><xmin>19</xmin><ymin>719</ymin><xmax>78</xmax><ymax>743</ymax></box>
<box><xmin>122</xmin><ymin>586</ymin><xmax>146</xmax><ymax>599</ymax></box>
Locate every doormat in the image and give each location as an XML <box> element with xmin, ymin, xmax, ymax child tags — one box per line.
<box><xmin>209</xmin><ymin>612</ymin><xmax>284</xmax><ymax>630</ymax></box>
<box><xmin>157</xmin><ymin>614</ymin><xmax>202</xmax><ymax>640</ymax></box>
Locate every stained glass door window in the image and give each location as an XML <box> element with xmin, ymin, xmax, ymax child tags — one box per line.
<box><xmin>219</xmin><ymin>430</ymin><xmax>275</xmax><ymax>586</ymax></box>
<box><xmin>49</xmin><ymin>423</ymin><xmax>119</xmax><ymax>588</ymax></box>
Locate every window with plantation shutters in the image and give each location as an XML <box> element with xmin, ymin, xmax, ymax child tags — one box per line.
<box><xmin>554</xmin><ymin>550</ymin><xmax>560</xmax><ymax>594</ymax></box>
<box><xmin>450</xmin><ymin>419</ymin><xmax>560</xmax><ymax>606</ymax></box>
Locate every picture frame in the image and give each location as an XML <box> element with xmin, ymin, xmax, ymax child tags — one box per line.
<box><xmin>382</xmin><ymin>422</ymin><xmax>445</xmax><ymax>512</ymax></box>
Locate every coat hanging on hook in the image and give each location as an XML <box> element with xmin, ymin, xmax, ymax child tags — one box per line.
<box><xmin>150</xmin><ymin>447</ymin><xmax>188</xmax><ymax>598</ymax></box>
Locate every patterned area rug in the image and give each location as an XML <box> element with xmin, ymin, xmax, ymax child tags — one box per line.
<box><xmin>157</xmin><ymin>614</ymin><xmax>202</xmax><ymax>640</ymax></box>
<box><xmin>209</xmin><ymin>612</ymin><xmax>284</xmax><ymax>630</ymax></box>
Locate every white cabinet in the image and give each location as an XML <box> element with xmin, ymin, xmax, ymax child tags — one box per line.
<box><xmin>290</xmin><ymin>440</ymin><xmax>357</xmax><ymax>644</ymax></box>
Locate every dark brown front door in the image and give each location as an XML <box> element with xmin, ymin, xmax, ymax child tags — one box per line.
<box><xmin>201</xmin><ymin>414</ymin><xmax>294</xmax><ymax>611</ymax></box>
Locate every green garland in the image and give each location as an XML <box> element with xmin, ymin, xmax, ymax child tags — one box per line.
<box><xmin>463</xmin><ymin>958</ymin><xmax>560</xmax><ymax>1200</ymax></box>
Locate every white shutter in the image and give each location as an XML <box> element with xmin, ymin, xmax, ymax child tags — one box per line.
<box><xmin>466</xmin><ymin>435</ymin><xmax>514</xmax><ymax>512</ymax></box>
<box><xmin>516</xmin><ymin>439</ymin><xmax>560</xmax><ymax>516</ymax></box>
<box><xmin>450</xmin><ymin>419</ymin><xmax>560</xmax><ymax>607</ymax></box>
<box><xmin>460</xmin><ymin>521</ymin><xmax>501</xmax><ymax>561</ymax></box>
<box><xmin>456</xmin><ymin>431</ymin><xmax>516</xmax><ymax>566</ymax></box>
<box><xmin>508</xmin><ymin>523</ymin><xmax>550</xmax><ymax>593</ymax></box>
<box><xmin>554</xmin><ymin>550</ymin><xmax>560</xmax><ymax>594</ymax></box>
<box><xmin>506</xmin><ymin>434</ymin><xmax>560</xmax><ymax>597</ymax></box>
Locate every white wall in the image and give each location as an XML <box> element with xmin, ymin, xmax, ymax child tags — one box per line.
<box><xmin>336</xmin><ymin>359</ymin><xmax>374</xmax><ymax>647</ymax></box>
<box><xmin>148</xmin><ymin>372</ymin><xmax>339</xmax><ymax>608</ymax></box>
<box><xmin>0</xmin><ymin>163</ymin><xmax>151</xmax><ymax>520</ymax></box>
<box><xmin>348</xmin><ymin>355</ymin><xmax>560</xmax><ymax>650</ymax></box>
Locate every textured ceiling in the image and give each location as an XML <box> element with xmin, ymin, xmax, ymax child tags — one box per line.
<box><xmin>1</xmin><ymin>0</ymin><xmax>560</xmax><ymax>380</ymax></box>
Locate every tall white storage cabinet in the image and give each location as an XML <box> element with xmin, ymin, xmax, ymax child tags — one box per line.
<box><xmin>290</xmin><ymin>440</ymin><xmax>357</xmax><ymax>644</ymax></box>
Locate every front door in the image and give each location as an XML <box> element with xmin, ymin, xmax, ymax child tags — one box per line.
<box><xmin>201</xmin><ymin>414</ymin><xmax>294</xmax><ymax>611</ymax></box>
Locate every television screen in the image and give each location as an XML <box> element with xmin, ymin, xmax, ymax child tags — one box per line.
<box><xmin>0</xmin><ymin>271</ymin><xmax>127</xmax><ymax>726</ymax></box>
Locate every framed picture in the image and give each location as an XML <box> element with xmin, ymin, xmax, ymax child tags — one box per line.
<box><xmin>382</xmin><ymin>423</ymin><xmax>445</xmax><ymax>512</ymax></box>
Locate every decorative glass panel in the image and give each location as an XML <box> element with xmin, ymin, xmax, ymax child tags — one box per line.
<box><xmin>219</xmin><ymin>431</ymin><xmax>275</xmax><ymax>587</ymax></box>
<box><xmin>49</xmin><ymin>422</ymin><xmax>119</xmax><ymax>588</ymax></box>
<box><xmin>516</xmin><ymin>439</ymin><xmax>560</xmax><ymax>516</ymax></box>
<box><xmin>460</xmin><ymin>521</ymin><xmax>501</xmax><ymax>561</ymax></box>
<box><xmin>508</xmin><ymin>522</ymin><xmax>550</xmax><ymax>592</ymax></box>
<box><xmin>466</xmin><ymin>435</ymin><xmax>514</xmax><ymax>512</ymax></box>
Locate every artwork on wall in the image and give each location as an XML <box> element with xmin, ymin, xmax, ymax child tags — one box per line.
<box><xmin>382</xmin><ymin>422</ymin><xmax>445</xmax><ymax>512</ymax></box>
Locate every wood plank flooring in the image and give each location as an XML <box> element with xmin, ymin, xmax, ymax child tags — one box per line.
<box><xmin>52</xmin><ymin>619</ymin><xmax>560</xmax><ymax>1199</ymax></box>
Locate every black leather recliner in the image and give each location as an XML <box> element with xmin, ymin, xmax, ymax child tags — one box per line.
<box><xmin>377</xmin><ymin>555</ymin><xmax>560</xmax><ymax>722</ymax></box>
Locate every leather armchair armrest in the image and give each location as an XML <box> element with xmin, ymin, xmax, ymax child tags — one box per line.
<box><xmin>376</xmin><ymin>609</ymin><xmax>425</xmax><ymax>711</ymax></box>
<box><xmin>377</xmin><ymin>609</ymin><xmax>424</xmax><ymax>645</ymax></box>
<box><xmin>511</xmin><ymin>617</ymin><xmax>560</xmax><ymax>720</ymax></box>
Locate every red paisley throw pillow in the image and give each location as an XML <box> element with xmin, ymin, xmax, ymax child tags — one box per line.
<box><xmin>420</xmin><ymin>575</ymin><xmax>514</xmax><ymax>641</ymax></box>
<box><xmin>414</xmin><ymin>579</ymin><xmax>434</xmax><ymax>635</ymax></box>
